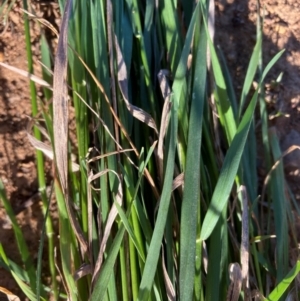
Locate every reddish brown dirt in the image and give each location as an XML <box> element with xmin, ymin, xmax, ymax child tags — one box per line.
<box><xmin>0</xmin><ymin>7</ymin><xmax>37</xmax><ymax>301</ymax></box>
<box><xmin>0</xmin><ymin>0</ymin><xmax>300</xmax><ymax>300</ymax></box>
<box><xmin>0</xmin><ymin>2</ymin><xmax>55</xmax><ymax>300</ymax></box>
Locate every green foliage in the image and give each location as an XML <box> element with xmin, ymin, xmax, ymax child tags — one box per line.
<box><xmin>0</xmin><ymin>0</ymin><xmax>299</xmax><ymax>300</ymax></box>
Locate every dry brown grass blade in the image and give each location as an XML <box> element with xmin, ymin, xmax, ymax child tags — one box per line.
<box><xmin>74</xmin><ymin>263</ymin><xmax>93</xmax><ymax>282</ymax></box>
<box><xmin>157</xmin><ymin>70</ymin><xmax>172</xmax><ymax>184</ymax></box>
<box><xmin>115</xmin><ymin>35</ymin><xmax>158</xmax><ymax>133</ymax></box>
<box><xmin>226</xmin><ymin>263</ymin><xmax>242</xmax><ymax>301</ymax></box>
<box><xmin>21</xmin><ymin>8</ymin><xmax>59</xmax><ymax>37</ymax></box>
<box><xmin>208</xmin><ymin>0</ymin><xmax>215</xmax><ymax>45</ymax></box>
<box><xmin>26</xmin><ymin>121</ymin><xmax>79</xmax><ymax>172</ymax></box>
<box><xmin>52</xmin><ymin>0</ymin><xmax>89</xmax><ymax>258</ymax></box>
<box><xmin>27</xmin><ymin>132</ymin><xmax>53</xmax><ymax>159</ymax></box>
<box><xmin>240</xmin><ymin>185</ymin><xmax>249</xmax><ymax>298</ymax></box>
<box><xmin>87</xmin><ymin>167</ymin><xmax>94</xmax><ymax>268</ymax></box>
<box><xmin>88</xmin><ymin>149</ymin><xmax>134</xmax><ymax>163</ymax></box>
<box><xmin>0</xmin><ymin>62</ymin><xmax>52</xmax><ymax>88</ymax></box>
<box><xmin>53</xmin><ymin>0</ymin><xmax>70</xmax><ymax>193</ymax></box>
<box><xmin>161</xmin><ymin>248</ymin><xmax>176</xmax><ymax>301</ymax></box>
<box><xmin>202</xmin><ymin>241</ymin><xmax>208</xmax><ymax>274</ymax></box>
<box><xmin>250</xmin><ymin>290</ymin><xmax>265</xmax><ymax>301</ymax></box>
<box><xmin>261</xmin><ymin>144</ymin><xmax>300</xmax><ymax>203</ymax></box>
<box><xmin>0</xmin><ymin>287</ymin><xmax>20</xmax><ymax>301</ymax></box>
<box><xmin>89</xmin><ymin>170</ymin><xmax>123</xmax><ymax>285</ymax></box>
<box><xmin>172</xmin><ymin>173</ymin><xmax>184</xmax><ymax>191</ymax></box>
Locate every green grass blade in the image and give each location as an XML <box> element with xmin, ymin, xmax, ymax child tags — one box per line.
<box><xmin>54</xmin><ymin>181</ymin><xmax>78</xmax><ymax>301</ymax></box>
<box><xmin>217</xmin><ymin>46</ymin><xmax>238</xmax><ymax>120</ymax></box>
<box><xmin>115</xmin><ymin>202</ymin><xmax>145</xmax><ymax>262</ymax></box>
<box><xmin>115</xmin><ymin>143</ymin><xmax>156</xmax><ymax>262</ymax></box>
<box><xmin>200</xmin><ymin>89</ymin><xmax>259</xmax><ymax>241</ymax></box>
<box><xmin>179</xmin><ymin>12</ymin><xmax>206</xmax><ymax>300</ymax></box>
<box><xmin>159</xmin><ymin>0</ymin><xmax>182</xmax><ymax>73</ymax></box>
<box><xmin>172</xmin><ymin>2</ymin><xmax>200</xmax><ymax>169</ymax></box>
<box><xmin>145</xmin><ymin>0</ymin><xmax>154</xmax><ymax>31</ymax></box>
<box><xmin>115</xmin><ymin>143</ymin><xmax>157</xmax><ymax>265</ymax></box>
<box><xmin>137</xmin><ymin>104</ymin><xmax>178</xmax><ymax>301</ymax></box>
<box><xmin>0</xmin><ymin>244</ymin><xmax>42</xmax><ymax>301</ymax></box>
<box><xmin>107</xmin><ymin>276</ymin><xmax>118</xmax><ymax>301</ymax></box>
<box><xmin>0</xmin><ymin>259</ymin><xmax>29</xmax><ymax>283</ymax></box>
<box><xmin>238</xmin><ymin>33</ymin><xmax>262</xmax><ymax>118</ymax></box>
<box><xmin>91</xmin><ymin>142</ymin><xmax>156</xmax><ymax>300</ymax></box>
<box><xmin>0</xmin><ymin>180</ymin><xmax>37</xmax><ymax>290</ymax></box>
<box><xmin>40</xmin><ymin>35</ymin><xmax>53</xmax><ymax>101</ymax></box>
<box><xmin>261</xmin><ymin>50</ymin><xmax>285</xmax><ymax>80</ymax></box>
<box><xmin>201</xmin><ymin>2</ymin><xmax>236</xmax><ymax>144</ymax></box>
<box><xmin>200</xmin><ymin>49</ymin><xmax>285</xmax><ymax>241</ymax></box>
<box><xmin>205</xmin><ymin>209</ymin><xmax>228</xmax><ymax>300</ymax></box>
<box><xmin>119</xmin><ymin>241</ymin><xmax>129</xmax><ymax>301</ymax></box>
<box><xmin>90</xmin><ymin>0</ymin><xmax>119</xmax><ymax>198</ymax></box>
<box><xmin>90</xmin><ymin>225</ymin><xmax>126</xmax><ymax>301</ymax></box>
<box><xmin>269</xmin><ymin>128</ymin><xmax>289</xmax><ymax>283</ymax></box>
<box><xmin>36</xmin><ymin>185</ymin><xmax>52</xmax><ymax>300</ymax></box>
<box><xmin>266</xmin><ymin>261</ymin><xmax>300</xmax><ymax>301</ymax></box>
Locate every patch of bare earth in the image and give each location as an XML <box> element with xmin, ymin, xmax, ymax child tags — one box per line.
<box><xmin>0</xmin><ymin>2</ymin><xmax>54</xmax><ymax>300</ymax></box>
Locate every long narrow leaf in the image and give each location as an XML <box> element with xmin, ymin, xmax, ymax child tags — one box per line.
<box><xmin>200</xmin><ymin>50</ymin><xmax>284</xmax><ymax>241</ymax></box>
<box><xmin>137</xmin><ymin>104</ymin><xmax>178</xmax><ymax>301</ymax></box>
<box><xmin>179</xmin><ymin>11</ymin><xmax>206</xmax><ymax>300</ymax></box>
<box><xmin>266</xmin><ymin>261</ymin><xmax>300</xmax><ymax>301</ymax></box>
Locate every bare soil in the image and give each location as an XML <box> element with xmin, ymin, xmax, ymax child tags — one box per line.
<box><xmin>0</xmin><ymin>1</ymin><xmax>57</xmax><ymax>299</ymax></box>
<box><xmin>0</xmin><ymin>0</ymin><xmax>300</xmax><ymax>299</ymax></box>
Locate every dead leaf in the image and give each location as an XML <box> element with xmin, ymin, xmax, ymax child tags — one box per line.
<box><xmin>115</xmin><ymin>34</ymin><xmax>158</xmax><ymax>133</ymax></box>
<box><xmin>21</xmin><ymin>8</ymin><xmax>59</xmax><ymax>37</ymax></box>
<box><xmin>26</xmin><ymin>128</ymin><xmax>79</xmax><ymax>172</ymax></box>
<box><xmin>52</xmin><ymin>0</ymin><xmax>89</xmax><ymax>263</ymax></box>
<box><xmin>262</xmin><ymin>130</ymin><xmax>300</xmax><ymax>203</ymax></box>
<box><xmin>74</xmin><ymin>263</ymin><xmax>93</xmax><ymax>282</ymax></box>
<box><xmin>90</xmin><ymin>170</ymin><xmax>123</xmax><ymax>285</ymax></box>
<box><xmin>172</xmin><ymin>173</ymin><xmax>184</xmax><ymax>191</ymax></box>
<box><xmin>226</xmin><ymin>263</ymin><xmax>242</xmax><ymax>301</ymax></box>
<box><xmin>162</xmin><ymin>248</ymin><xmax>176</xmax><ymax>301</ymax></box>
<box><xmin>0</xmin><ymin>62</ymin><xmax>52</xmax><ymax>88</ymax></box>
<box><xmin>0</xmin><ymin>287</ymin><xmax>20</xmax><ymax>301</ymax></box>
<box><xmin>157</xmin><ymin>70</ymin><xmax>172</xmax><ymax>183</ymax></box>
<box><xmin>240</xmin><ymin>185</ymin><xmax>249</xmax><ymax>296</ymax></box>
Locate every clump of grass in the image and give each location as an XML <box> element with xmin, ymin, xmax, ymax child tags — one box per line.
<box><xmin>0</xmin><ymin>0</ymin><xmax>299</xmax><ymax>300</ymax></box>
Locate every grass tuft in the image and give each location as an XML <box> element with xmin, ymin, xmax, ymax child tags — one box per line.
<box><xmin>0</xmin><ymin>1</ymin><xmax>299</xmax><ymax>300</ymax></box>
